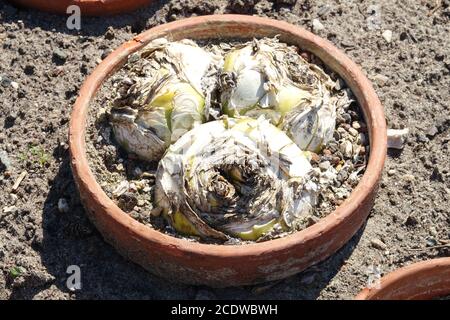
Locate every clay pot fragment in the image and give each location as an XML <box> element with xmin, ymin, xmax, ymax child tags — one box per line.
<box><xmin>356</xmin><ymin>258</ymin><xmax>450</xmax><ymax>300</ymax></box>
<box><xmin>69</xmin><ymin>15</ymin><xmax>387</xmax><ymax>287</ymax></box>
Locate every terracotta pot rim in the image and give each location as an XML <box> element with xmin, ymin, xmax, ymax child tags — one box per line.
<box><xmin>69</xmin><ymin>15</ymin><xmax>387</xmax><ymax>285</ymax></box>
<box><xmin>355</xmin><ymin>258</ymin><xmax>450</xmax><ymax>300</ymax></box>
<box><xmin>8</xmin><ymin>0</ymin><xmax>153</xmax><ymax>16</ymax></box>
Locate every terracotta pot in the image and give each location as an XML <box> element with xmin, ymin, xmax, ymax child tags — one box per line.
<box><xmin>69</xmin><ymin>15</ymin><xmax>387</xmax><ymax>287</ymax></box>
<box><xmin>8</xmin><ymin>0</ymin><xmax>153</xmax><ymax>16</ymax></box>
<box><xmin>356</xmin><ymin>258</ymin><xmax>450</xmax><ymax>300</ymax></box>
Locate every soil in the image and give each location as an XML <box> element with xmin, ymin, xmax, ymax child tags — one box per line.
<box><xmin>0</xmin><ymin>0</ymin><xmax>449</xmax><ymax>299</ymax></box>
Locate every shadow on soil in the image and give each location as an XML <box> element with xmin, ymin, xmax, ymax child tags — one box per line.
<box><xmin>10</xmin><ymin>152</ymin><xmax>366</xmax><ymax>299</ymax></box>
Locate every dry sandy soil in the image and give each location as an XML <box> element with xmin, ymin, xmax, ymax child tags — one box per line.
<box><xmin>0</xmin><ymin>0</ymin><xmax>449</xmax><ymax>300</ymax></box>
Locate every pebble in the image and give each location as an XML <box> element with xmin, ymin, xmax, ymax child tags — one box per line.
<box><xmin>387</xmin><ymin>128</ymin><xmax>409</xmax><ymax>149</ymax></box>
<box><xmin>429</xmin><ymin>227</ymin><xmax>438</xmax><ymax>237</ymax></box>
<box><xmin>401</xmin><ymin>174</ymin><xmax>415</xmax><ymax>183</ymax></box>
<box><xmin>340</xmin><ymin>140</ymin><xmax>353</xmax><ymax>158</ymax></box>
<box><xmin>53</xmin><ymin>48</ymin><xmax>68</xmax><ymax>63</ymax></box>
<box><xmin>358</xmin><ymin>132</ymin><xmax>368</xmax><ymax>145</ymax></box>
<box><xmin>113</xmin><ymin>180</ymin><xmax>129</xmax><ymax>197</ymax></box>
<box><xmin>352</xmin><ymin>121</ymin><xmax>361</xmax><ymax>130</ymax></box>
<box><xmin>382</xmin><ymin>30</ymin><xmax>393</xmax><ymax>43</ymax></box>
<box><xmin>0</xmin><ymin>150</ymin><xmax>12</xmax><ymax>170</ymax></box>
<box><xmin>317</xmin><ymin>5</ymin><xmax>331</xmax><ymax>17</ymax></box>
<box><xmin>137</xmin><ymin>199</ymin><xmax>145</xmax><ymax>207</ymax></box>
<box><xmin>58</xmin><ymin>198</ymin><xmax>70</xmax><ymax>213</ymax></box>
<box><xmin>335</xmin><ymin>188</ymin><xmax>349</xmax><ymax>200</ymax></box>
<box><xmin>395</xmin><ymin>234</ymin><xmax>404</xmax><ymax>241</ymax></box>
<box><xmin>426</xmin><ymin>125</ymin><xmax>438</xmax><ymax>138</ymax></box>
<box><xmin>10</xmin><ymin>194</ymin><xmax>18</xmax><ymax>205</ymax></box>
<box><xmin>370</xmin><ymin>238</ymin><xmax>387</xmax><ymax>250</ymax></box>
<box><xmin>319</xmin><ymin>161</ymin><xmax>331</xmax><ymax>171</ymax></box>
<box><xmin>387</xmin><ymin>169</ymin><xmax>396</xmax><ymax>176</ymax></box>
<box><xmin>312</xmin><ymin>19</ymin><xmax>325</xmax><ymax>32</ymax></box>
<box><xmin>10</xmin><ymin>81</ymin><xmax>19</xmax><ymax>90</ymax></box>
<box><xmin>335</xmin><ymin>78</ymin><xmax>346</xmax><ymax>90</ymax></box>
<box><xmin>348</xmin><ymin>127</ymin><xmax>359</xmax><ymax>137</ymax></box>
<box><xmin>104</xmin><ymin>27</ymin><xmax>115</xmax><ymax>40</ymax></box>
<box><xmin>310</xmin><ymin>152</ymin><xmax>320</xmax><ymax>164</ymax></box>
<box><xmin>3</xmin><ymin>206</ymin><xmax>17</xmax><ymax>213</ymax></box>
<box><xmin>373</xmin><ymin>74</ymin><xmax>389</xmax><ymax>87</ymax></box>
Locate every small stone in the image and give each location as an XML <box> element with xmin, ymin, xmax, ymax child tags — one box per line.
<box><xmin>416</xmin><ymin>132</ymin><xmax>429</xmax><ymax>143</ymax></box>
<box><xmin>352</xmin><ymin>121</ymin><xmax>361</xmax><ymax>130</ymax></box>
<box><xmin>373</xmin><ymin>74</ymin><xmax>389</xmax><ymax>87</ymax></box>
<box><xmin>387</xmin><ymin>169</ymin><xmax>396</xmax><ymax>176</ymax></box>
<box><xmin>312</xmin><ymin>19</ymin><xmax>325</xmax><ymax>32</ymax></box>
<box><xmin>104</xmin><ymin>27</ymin><xmax>115</xmax><ymax>40</ymax></box>
<box><xmin>335</xmin><ymin>188</ymin><xmax>350</xmax><ymax>200</ymax></box>
<box><xmin>348</xmin><ymin>127</ymin><xmax>359</xmax><ymax>137</ymax></box>
<box><xmin>319</xmin><ymin>161</ymin><xmax>331</xmax><ymax>171</ymax></box>
<box><xmin>426</xmin><ymin>126</ymin><xmax>438</xmax><ymax>138</ymax></box>
<box><xmin>331</xmin><ymin>156</ymin><xmax>341</xmax><ymax>165</ymax></box>
<box><xmin>113</xmin><ymin>180</ymin><xmax>129</xmax><ymax>197</ymax></box>
<box><xmin>387</xmin><ymin>128</ymin><xmax>409</xmax><ymax>149</ymax></box>
<box><xmin>382</xmin><ymin>30</ymin><xmax>393</xmax><ymax>43</ymax></box>
<box><xmin>10</xmin><ymin>81</ymin><xmax>19</xmax><ymax>90</ymax></box>
<box><xmin>401</xmin><ymin>174</ymin><xmax>415</xmax><ymax>183</ymax></box>
<box><xmin>0</xmin><ymin>150</ymin><xmax>12</xmax><ymax>171</ymax></box>
<box><xmin>429</xmin><ymin>227</ymin><xmax>438</xmax><ymax>237</ymax></box>
<box><xmin>317</xmin><ymin>5</ymin><xmax>331</xmax><ymax>17</ymax></box>
<box><xmin>310</xmin><ymin>152</ymin><xmax>320</xmax><ymax>164</ymax></box>
<box><xmin>53</xmin><ymin>49</ymin><xmax>68</xmax><ymax>63</ymax></box>
<box><xmin>3</xmin><ymin>206</ymin><xmax>17</xmax><ymax>213</ymax></box>
<box><xmin>0</xmin><ymin>74</ymin><xmax>12</xmax><ymax>87</ymax></box>
<box><xmin>58</xmin><ymin>198</ymin><xmax>70</xmax><ymax>213</ymax></box>
<box><xmin>137</xmin><ymin>199</ymin><xmax>145</xmax><ymax>207</ymax></box>
<box><xmin>335</xmin><ymin>78</ymin><xmax>346</xmax><ymax>90</ymax></box>
<box><xmin>10</xmin><ymin>194</ymin><xmax>18</xmax><ymax>204</ymax></box>
<box><xmin>340</xmin><ymin>140</ymin><xmax>353</xmax><ymax>158</ymax></box>
<box><xmin>426</xmin><ymin>237</ymin><xmax>437</xmax><ymax>247</ymax></box>
<box><xmin>322</xmin><ymin>149</ymin><xmax>332</xmax><ymax>156</ymax></box>
<box><xmin>395</xmin><ymin>233</ymin><xmax>404</xmax><ymax>241</ymax></box>
<box><xmin>370</xmin><ymin>238</ymin><xmax>386</xmax><ymax>250</ymax></box>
